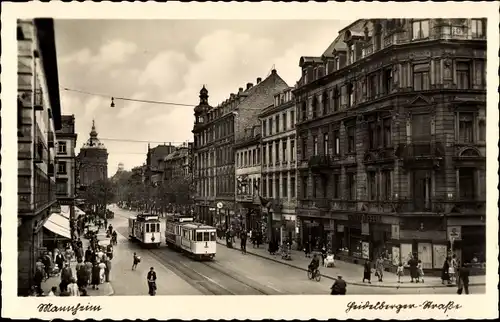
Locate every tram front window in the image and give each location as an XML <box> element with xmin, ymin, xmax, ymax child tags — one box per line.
<box><xmin>196</xmin><ymin>232</ymin><xmax>203</xmax><ymax>242</ymax></box>
<box><xmin>156</xmin><ymin>223</ymin><xmax>160</xmax><ymax>232</ymax></box>
<box><xmin>203</xmin><ymin>232</ymin><xmax>210</xmax><ymax>242</ymax></box>
<box><xmin>146</xmin><ymin>224</ymin><xmax>150</xmax><ymax>233</ymax></box>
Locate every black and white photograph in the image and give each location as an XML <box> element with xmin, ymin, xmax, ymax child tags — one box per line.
<box><xmin>2</xmin><ymin>2</ymin><xmax>498</xmax><ymax>320</ymax></box>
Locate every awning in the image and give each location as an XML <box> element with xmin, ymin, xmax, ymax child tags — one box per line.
<box><xmin>43</xmin><ymin>213</ymin><xmax>71</xmax><ymax>239</ymax></box>
<box><xmin>75</xmin><ymin>206</ymin><xmax>86</xmax><ymax>217</ymax></box>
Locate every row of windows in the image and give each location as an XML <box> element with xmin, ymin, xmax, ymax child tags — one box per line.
<box><xmin>262</xmin><ymin>109</ymin><xmax>296</xmax><ymax>137</ymax></box>
<box><xmin>262</xmin><ymin>138</ymin><xmax>296</xmax><ymax>165</ymax></box>
<box><xmin>236</xmin><ymin>147</ymin><xmax>260</xmax><ymax>168</ymax></box>
<box><xmin>238</xmin><ymin>177</ymin><xmax>260</xmax><ymax>196</ymax></box>
<box><xmin>196</xmin><ymin>146</ymin><xmax>234</xmax><ymax>170</ymax></box>
<box><xmin>194</xmin><ymin>119</ymin><xmax>234</xmax><ymax>148</ymax></box>
<box><xmin>299</xmin><ymin>59</ymin><xmax>485</xmax><ymax>124</ymax></box>
<box><xmin>261</xmin><ymin>172</ymin><xmax>296</xmax><ymax>199</ymax></box>
<box><xmin>197</xmin><ymin>175</ymin><xmax>235</xmax><ymax>197</ymax></box>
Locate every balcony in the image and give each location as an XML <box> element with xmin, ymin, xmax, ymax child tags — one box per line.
<box><xmin>363</xmin><ymin>147</ymin><xmax>396</xmax><ymax>164</ymax></box>
<box><xmin>308</xmin><ymin>154</ymin><xmax>332</xmax><ymax>171</ymax></box>
<box><xmin>401</xmin><ymin>142</ymin><xmax>445</xmax><ymax>168</ymax></box>
<box><xmin>448</xmin><ymin>199</ymin><xmax>486</xmax><ymax>215</ymax></box>
<box><xmin>396</xmin><ymin>198</ymin><xmax>445</xmax><ymax>213</ymax></box>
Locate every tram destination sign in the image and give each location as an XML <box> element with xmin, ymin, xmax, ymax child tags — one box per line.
<box><xmin>348</xmin><ymin>213</ymin><xmax>381</xmax><ymax>223</ymax></box>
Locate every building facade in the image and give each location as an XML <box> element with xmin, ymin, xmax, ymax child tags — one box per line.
<box><xmin>17</xmin><ymin>18</ymin><xmax>63</xmax><ymax>295</ymax></box>
<box><xmin>294</xmin><ymin>18</ymin><xmax>486</xmax><ymax>271</ymax></box>
<box><xmin>259</xmin><ymin>87</ymin><xmax>299</xmax><ymax>246</ymax></box>
<box><xmin>234</xmin><ymin>125</ymin><xmax>262</xmax><ymax>231</ymax></box>
<box><xmin>55</xmin><ymin>115</ymin><xmax>78</xmax><ymax>236</ymax></box>
<box><xmin>192</xmin><ymin>70</ymin><xmax>289</xmax><ymax>226</ymax></box>
<box><xmin>77</xmin><ymin>120</ymin><xmax>108</xmax><ymax>188</ymax></box>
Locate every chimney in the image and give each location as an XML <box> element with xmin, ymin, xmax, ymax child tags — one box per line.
<box><xmin>230</xmin><ymin>93</ymin><xmax>235</xmax><ymax>99</ymax></box>
<box><xmin>246</xmin><ymin>83</ymin><xmax>253</xmax><ymax>90</ymax></box>
<box><xmin>256</xmin><ymin>77</ymin><xmax>262</xmax><ymax>84</ymax></box>
<box><xmin>238</xmin><ymin>87</ymin><xmax>244</xmax><ymax>94</ymax></box>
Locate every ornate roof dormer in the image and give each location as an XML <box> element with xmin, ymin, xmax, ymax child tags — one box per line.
<box><xmin>82</xmin><ymin>119</ymin><xmax>106</xmax><ymax>149</ymax></box>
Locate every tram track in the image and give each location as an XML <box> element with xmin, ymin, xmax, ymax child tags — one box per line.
<box><xmin>113</xmin><ymin>210</ymin><xmax>272</xmax><ymax>295</ymax></box>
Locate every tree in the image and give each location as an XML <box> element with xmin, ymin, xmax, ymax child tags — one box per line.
<box><xmin>85</xmin><ymin>178</ymin><xmax>115</xmax><ymax>216</ymax></box>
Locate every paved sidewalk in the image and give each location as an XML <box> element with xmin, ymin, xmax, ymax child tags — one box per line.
<box><xmin>40</xmin><ymin>224</ymin><xmax>115</xmax><ymax>296</ymax></box>
<box><xmin>217</xmin><ymin>238</ymin><xmax>485</xmax><ymax>289</ymax></box>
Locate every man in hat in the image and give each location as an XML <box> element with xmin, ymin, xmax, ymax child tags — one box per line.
<box><xmin>330</xmin><ymin>275</ymin><xmax>347</xmax><ymax>295</ymax></box>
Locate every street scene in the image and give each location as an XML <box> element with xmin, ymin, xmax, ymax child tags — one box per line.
<box><xmin>17</xmin><ymin>17</ymin><xmax>487</xmax><ymax>297</ymax></box>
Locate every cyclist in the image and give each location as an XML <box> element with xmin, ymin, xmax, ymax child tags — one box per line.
<box><xmin>308</xmin><ymin>254</ymin><xmax>320</xmax><ymax>277</ymax></box>
<box><xmin>330</xmin><ymin>275</ymin><xmax>347</xmax><ymax>295</ymax></box>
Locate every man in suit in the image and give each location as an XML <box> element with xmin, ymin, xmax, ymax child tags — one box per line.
<box><xmin>147</xmin><ymin>267</ymin><xmax>157</xmax><ymax>296</ymax></box>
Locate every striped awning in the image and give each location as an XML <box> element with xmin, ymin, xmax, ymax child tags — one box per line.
<box><xmin>43</xmin><ymin>212</ymin><xmax>71</xmax><ymax>239</ymax></box>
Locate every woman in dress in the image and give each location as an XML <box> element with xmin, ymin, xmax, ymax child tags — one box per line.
<box><xmin>91</xmin><ymin>262</ymin><xmax>101</xmax><ymax>290</ymax></box>
<box><xmin>362</xmin><ymin>260</ymin><xmax>372</xmax><ymax>284</ymax></box>
<box><xmin>375</xmin><ymin>256</ymin><xmax>385</xmax><ymax>282</ymax></box>
<box><xmin>67</xmin><ymin>278</ymin><xmax>80</xmax><ymax>296</ymax></box>
<box><xmin>441</xmin><ymin>257</ymin><xmax>450</xmax><ymax>285</ymax></box>
<box><xmin>98</xmin><ymin>260</ymin><xmax>107</xmax><ymax>284</ymax></box>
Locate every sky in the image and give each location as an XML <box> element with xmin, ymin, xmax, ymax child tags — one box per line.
<box><xmin>54</xmin><ymin>19</ymin><xmax>350</xmax><ymax>176</ymax></box>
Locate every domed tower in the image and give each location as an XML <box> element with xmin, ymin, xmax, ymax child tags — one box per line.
<box><xmin>77</xmin><ymin>119</ymin><xmax>109</xmax><ymax>188</ymax></box>
<box><xmin>193</xmin><ymin>85</ymin><xmax>211</xmax><ymax>130</ymax></box>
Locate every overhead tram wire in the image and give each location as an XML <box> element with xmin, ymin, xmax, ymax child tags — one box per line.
<box><xmin>99</xmin><ymin>137</ymin><xmax>189</xmax><ymax>145</ymax></box>
<box><xmin>60</xmin><ymin>86</ymin><xmax>197</xmax><ymax>108</ymax></box>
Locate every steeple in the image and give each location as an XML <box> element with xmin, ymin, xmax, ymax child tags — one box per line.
<box><xmin>90</xmin><ymin>119</ymin><xmax>98</xmax><ymax>138</ymax></box>
<box><xmin>82</xmin><ymin>119</ymin><xmax>106</xmax><ymax>149</ymax></box>
<box><xmin>199</xmin><ymin>85</ymin><xmax>209</xmax><ymax>105</ymax></box>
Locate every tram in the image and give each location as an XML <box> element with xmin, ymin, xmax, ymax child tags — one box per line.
<box><xmin>128</xmin><ymin>213</ymin><xmax>162</xmax><ymax>247</ymax></box>
<box><xmin>165</xmin><ymin>214</ymin><xmax>216</xmax><ymax>260</ymax></box>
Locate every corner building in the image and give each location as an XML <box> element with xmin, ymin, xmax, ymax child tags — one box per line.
<box><xmin>193</xmin><ymin>70</ymin><xmax>289</xmax><ymax>226</ymax></box>
<box><xmin>294</xmin><ymin>19</ymin><xmax>486</xmax><ymax>272</ymax></box>
<box><xmin>77</xmin><ymin>120</ymin><xmax>108</xmax><ymax>189</ymax></box>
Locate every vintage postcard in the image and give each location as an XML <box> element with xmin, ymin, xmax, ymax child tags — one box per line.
<box><xmin>1</xmin><ymin>1</ymin><xmax>498</xmax><ymax>320</ymax></box>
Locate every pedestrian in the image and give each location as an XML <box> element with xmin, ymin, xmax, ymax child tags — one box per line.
<box><xmin>132</xmin><ymin>252</ymin><xmax>141</xmax><ymax>270</ymax></box>
<box><xmin>396</xmin><ymin>262</ymin><xmax>404</xmax><ymax>283</ymax></box>
<box><xmin>450</xmin><ymin>254</ymin><xmax>458</xmax><ymax>284</ymax></box>
<box><xmin>408</xmin><ymin>254</ymin><xmax>419</xmax><ymax>283</ymax></box>
<box><xmin>41</xmin><ymin>252</ymin><xmax>52</xmax><ymax>280</ymax></box>
<box><xmin>67</xmin><ymin>278</ymin><xmax>80</xmax><ymax>296</ymax></box>
<box><xmin>304</xmin><ymin>240</ymin><xmax>311</xmax><ymax>258</ymax></box>
<box><xmin>47</xmin><ymin>286</ymin><xmax>57</xmax><ymax>297</ymax></box>
<box><xmin>441</xmin><ymin>257</ymin><xmax>450</xmax><ymax>285</ymax></box>
<box><xmin>457</xmin><ymin>261</ymin><xmax>470</xmax><ymax>295</ymax></box>
<box><xmin>98</xmin><ymin>260</ymin><xmax>106</xmax><ymax>284</ymax></box>
<box><xmin>59</xmin><ymin>262</ymin><xmax>73</xmax><ymax>293</ymax></box>
<box><xmin>75</xmin><ymin>246</ymin><xmax>83</xmax><ymax>263</ymax></box>
<box><xmin>362</xmin><ymin>260</ymin><xmax>372</xmax><ymax>284</ymax></box>
<box><xmin>240</xmin><ymin>230</ymin><xmax>247</xmax><ymax>254</ymax></box>
<box><xmin>417</xmin><ymin>259</ymin><xmax>425</xmax><ymax>283</ymax></box>
<box><xmin>91</xmin><ymin>262</ymin><xmax>100</xmax><ymax>290</ymax></box>
<box><xmin>375</xmin><ymin>256</ymin><xmax>385</xmax><ymax>282</ymax></box>
<box><xmin>33</xmin><ymin>259</ymin><xmax>45</xmax><ymax>296</ymax></box>
<box><xmin>330</xmin><ymin>275</ymin><xmax>347</xmax><ymax>295</ymax></box>
<box><xmin>84</xmin><ymin>246</ymin><xmax>92</xmax><ymax>263</ymax></box>
<box><xmin>147</xmin><ymin>267</ymin><xmax>157</xmax><ymax>296</ymax></box>
<box><xmin>76</xmin><ymin>260</ymin><xmax>87</xmax><ymax>290</ymax></box>
<box><xmin>85</xmin><ymin>260</ymin><xmax>93</xmax><ymax>285</ymax></box>
<box><xmin>55</xmin><ymin>250</ymin><xmax>65</xmax><ymax>272</ymax></box>
<box><xmin>104</xmin><ymin>256</ymin><xmax>112</xmax><ymax>282</ymax></box>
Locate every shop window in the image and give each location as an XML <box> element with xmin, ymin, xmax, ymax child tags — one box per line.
<box><xmin>368</xmin><ymin>172</ymin><xmax>377</xmax><ymax>200</ymax></box>
<box><xmin>456</xmin><ymin>61</ymin><xmax>471</xmax><ymax>90</ymax></box>
<box><xmin>346</xmin><ymin>172</ymin><xmax>357</xmax><ymax>200</ymax></box>
<box><xmin>413</xmin><ymin>63</ymin><xmax>430</xmax><ymax>91</ymax></box>
<box><xmin>457</xmin><ymin>112</ymin><xmax>474</xmax><ymax>143</ymax></box>
<box><xmin>412</xmin><ymin>20</ymin><xmax>430</xmax><ymax>40</ymax></box>
<box><xmin>313</xmin><ymin>135</ymin><xmax>318</xmax><ymax>155</ymax></box>
<box><xmin>347</xmin><ymin>126</ymin><xmax>356</xmax><ymax>153</ymax></box>
<box><xmin>459</xmin><ymin>168</ymin><xmax>476</xmax><ymax>199</ymax></box>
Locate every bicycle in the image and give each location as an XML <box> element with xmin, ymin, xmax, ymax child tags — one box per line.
<box><xmin>307</xmin><ymin>268</ymin><xmax>321</xmax><ymax>282</ymax></box>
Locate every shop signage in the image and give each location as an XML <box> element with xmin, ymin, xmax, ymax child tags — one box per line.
<box><xmin>432</xmin><ymin>244</ymin><xmax>447</xmax><ymax>269</ymax></box>
<box><xmin>209</xmin><ymin>208</ymin><xmax>215</xmax><ymax>211</ymax></box>
<box><xmin>391</xmin><ymin>246</ymin><xmax>400</xmax><ymax>266</ymax></box>
<box><xmin>337</xmin><ymin>224</ymin><xmax>344</xmax><ymax>233</ymax></box>
<box><xmin>447</xmin><ymin>226</ymin><xmax>461</xmax><ymax>241</ymax></box>
<box><xmin>348</xmin><ymin>213</ymin><xmax>381</xmax><ymax>223</ymax></box>
<box><xmin>216</xmin><ymin>202</ymin><xmax>224</xmax><ymax>209</ymax></box>
<box><xmin>361</xmin><ymin>241</ymin><xmax>370</xmax><ymax>259</ymax></box>
<box><xmin>361</xmin><ymin>222</ymin><xmax>370</xmax><ymax>235</ymax></box>
<box><xmin>391</xmin><ymin>224</ymin><xmax>400</xmax><ymax>240</ymax></box>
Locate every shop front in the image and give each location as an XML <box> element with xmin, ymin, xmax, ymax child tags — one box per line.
<box><xmin>299</xmin><ymin>215</ymin><xmax>327</xmax><ymax>252</ymax></box>
<box><xmin>446</xmin><ymin>216</ymin><xmax>485</xmax><ymax>266</ymax></box>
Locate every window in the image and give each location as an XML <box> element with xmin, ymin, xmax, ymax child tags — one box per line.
<box><xmin>471</xmin><ymin>19</ymin><xmax>484</xmax><ymax>38</ymax></box>
<box><xmin>203</xmin><ymin>232</ymin><xmax>210</xmax><ymax>242</ymax></box>
<box><xmin>302</xmin><ymin>138</ymin><xmax>307</xmax><ymax>160</ymax></box>
<box><xmin>283</xmin><ymin>113</ymin><xmax>287</xmax><ymax>131</ymax></box>
<box><xmin>269</xmin><ymin>178</ymin><xmax>273</xmax><ymax>198</ymax></box>
<box><xmin>57</xmin><ymin>161</ymin><xmax>67</xmax><ymax>174</ymax></box>
<box><xmin>262</xmin><ymin>120</ymin><xmax>267</xmax><ymax>136</ymax></box>
<box><xmin>301</xmin><ymin>102</ymin><xmax>307</xmax><ymax>121</ymax></box>
<box><xmin>57</xmin><ymin>141</ymin><xmax>67</xmax><ymax>154</ymax></box>
<box><xmin>368</xmin><ymin>122</ymin><xmax>376</xmax><ymax>149</ymax></box>
<box><xmin>333</xmin><ymin>130</ymin><xmax>340</xmax><ymax>155</ymax></box>
<box><xmin>262</xmin><ymin>145</ymin><xmax>267</xmax><ymax>165</ymax></box>
<box><xmin>313</xmin><ymin>135</ymin><xmax>318</xmax><ymax>155</ymax></box>
<box><xmin>348</xmin><ymin>83</ymin><xmax>355</xmax><ymax>107</ymax></box>
<box><xmin>302</xmin><ymin>177</ymin><xmax>308</xmax><ymax>198</ymax></box>
<box><xmin>290</xmin><ymin>110</ymin><xmax>295</xmax><ymax>128</ymax></box>
<box><xmin>283</xmin><ymin>177</ymin><xmax>288</xmax><ymax>198</ymax></box>
<box><xmin>333</xmin><ymin>174</ymin><xmax>340</xmax><ymax>199</ymax></box>
<box><xmin>349</xmin><ymin>44</ymin><xmax>355</xmax><ymax>64</ymax></box>
<box><xmin>383</xmin><ymin>119</ymin><xmax>392</xmax><ymax>147</ymax></box>
<box><xmin>381</xmin><ymin>170</ymin><xmax>392</xmax><ymax>201</ymax></box>
<box><xmin>276</xmin><ymin>114</ymin><xmax>280</xmax><ymax>133</ymax></box>
<box><xmin>322</xmin><ymin>92</ymin><xmax>329</xmax><ymax>115</ymax></box>
<box><xmin>334</xmin><ymin>57</ymin><xmax>340</xmax><ymax>70</ymax></box>
<box><xmin>290</xmin><ymin>139</ymin><xmax>295</xmax><ymax>161</ymax></box>
<box><xmin>275</xmin><ymin>141</ymin><xmax>279</xmax><ymax>163</ymax></box>
<box><xmin>384</xmin><ymin>69</ymin><xmax>393</xmax><ymax>94</ymax></box>
<box><xmin>478</xmin><ymin>120</ymin><xmax>486</xmax><ymax>142</ymax></box>
<box><xmin>459</xmin><ymin>168</ymin><xmax>476</xmax><ymax>199</ymax></box>
<box><xmin>323</xmin><ymin>133</ymin><xmax>329</xmax><ymax>155</ymax></box>
<box><xmin>312</xmin><ymin>177</ymin><xmax>317</xmax><ymax>198</ymax></box>
<box><xmin>369</xmin><ymin>74</ymin><xmax>377</xmax><ymax>99</ymax></box>
<box><xmin>458</xmin><ymin>112</ymin><xmax>474</xmax><ymax>143</ymax></box>
<box><xmin>456</xmin><ymin>61</ymin><xmax>471</xmax><ymax>89</ymax></box>
<box><xmin>412</xmin><ymin>113</ymin><xmax>431</xmax><ymax>141</ymax></box>
<box><xmin>282</xmin><ymin>140</ymin><xmax>287</xmax><ymax>162</ymax></box>
<box><xmin>340</xmin><ymin>86</ymin><xmax>347</xmax><ymax>106</ymax></box>
<box><xmin>347</xmin><ymin>126</ymin><xmax>355</xmax><ymax>153</ymax></box>
<box><xmin>413</xmin><ymin>63</ymin><xmax>430</xmax><ymax>91</ymax></box>
<box><xmin>291</xmin><ymin>176</ymin><xmax>296</xmax><ymax>198</ymax></box>
<box><xmin>312</xmin><ymin>96</ymin><xmax>318</xmax><ymax>118</ymax></box>
<box><xmin>253</xmin><ymin>149</ymin><xmax>256</xmax><ymax>165</ymax></box>
<box><xmin>346</xmin><ymin>172</ymin><xmax>357</xmax><ymax>200</ymax></box>
<box><xmin>374</xmin><ymin>26</ymin><xmax>382</xmax><ymax>51</ymax></box>
<box><xmin>268</xmin><ymin>118</ymin><xmax>273</xmax><ymax>135</ymax></box>
<box><xmin>56</xmin><ymin>180</ymin><xmax>67</xmax><ymax>195</ymax></box>
<box><xmin>236</xmin><ymin>153</ymin><xmax>240</xmax><ymax>167</ymax></box>
<box><xmin>333</xmin><ymin>88</ymin><xmax>340</xmax><ymax>111</ymax></box>
<box><xmin>262</xmin><ymin>177</ymin><xmax>267</xmax><ymax>197</ymax></box>
<box><xmin>368</xmin><ymin>172</ymin><xmax>377</xmax><ymax>200</ymax></box>
<box><xmin>322</xmin><ymin>176</ymin><xmax>328</xmax><ymax>198</ymax></box>
<box><xmin>412</xmin><ymin>20</ymin><xmax>430</xmax><ymax>40</ymax></box>
<box><xmin>268</xmin><ymin>144</ymin><xmax>272</xmax><ymax>164</ymax></box>
<box><xmin>474</xmin><ymin>60</ymin><xmax>485</xmax><ymax>87</ymax></box>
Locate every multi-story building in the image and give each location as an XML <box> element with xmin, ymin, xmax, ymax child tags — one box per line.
<box><xmin>259</xmin><ymin>87</ymin><xmax>299</xmax><ymax>245</ymax></box>
<box><xmin>145</xmin><ymin>143</ymin><xmax>176</xmax><ymax>186</ymax></box>
<box><xmin>17</xmin><ymin>18</ymin><xmax>63</xmax><ymax>295</ymax></box>
<box><xmin>77</xmin><ymin>120</ymin><xmax>108</xmax><ymax>188</ymax></box>
<box><xmin>55</xmin><ymin>115</ymin><xmax>78</xmax><ymax>236</ymax></box>
<box><xmin>294</xmin><ymin>18</ymin><xmax>486</xmax><ymax>271</ymax></box>
<box><xmin>192</xmin><ymin>70</ymin><xmax>289</xmax><ymax>226</ymax></box>
<box><xmin>234</xmin><ymin>125</ymin><xmax>261</xmax><ymax>231</ymax></box>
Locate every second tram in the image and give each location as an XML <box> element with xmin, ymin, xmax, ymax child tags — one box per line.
<box><xmin>128</xmin><ymin>213</ymin><xmax>162</xmax><ymax>247</ymax></box>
